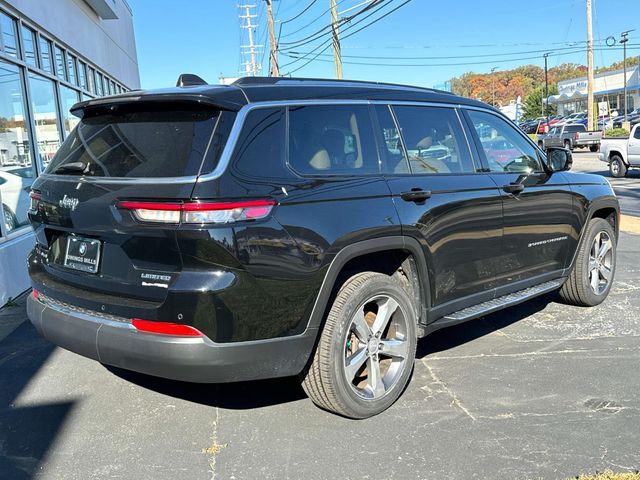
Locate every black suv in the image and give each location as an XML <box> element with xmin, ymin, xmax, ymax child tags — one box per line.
<box><xmin>27</xmin><ymin>77</ymin><xmax>619</xmax><ymax>418</ymax></box>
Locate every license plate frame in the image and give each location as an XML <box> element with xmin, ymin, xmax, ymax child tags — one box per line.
<box><xmin>63</xmin><ymin>236</ymin><xmax>101</xmax><ymax>274</ymax></box>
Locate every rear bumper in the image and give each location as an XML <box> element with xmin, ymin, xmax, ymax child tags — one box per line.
<box><xmin>27</xmin><ymin>294</ymin><xmax>317</xmax><ymax>383</ymax></box>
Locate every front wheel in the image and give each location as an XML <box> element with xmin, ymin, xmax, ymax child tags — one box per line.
<box><xmin>609</xmin><ymin>155</ymin><xmax>627</xmax><ymax>178</ymax></box>
<box><xmin>302</xmin><ymin>272</ymin><xmax>417</xmax><ymax>419</ymax></box>
<box><xmin>559</xmin><ymin>218</ymin><xmax>616</xmax><ymax>306</ymax></box>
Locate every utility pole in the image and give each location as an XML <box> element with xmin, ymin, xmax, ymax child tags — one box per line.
<box><xmin>586</xmin><ymin>0</ymin><xmax>594</xmax><ymax>131</ymax></box>
<box><xmin>265</xmin><ymin>0</ymin><xmax>279</xmax><ymax>77</ymax></box>
<box><xmin>620</xmin><ymin>30</ymin><xmax>634</xmax><ymax>123</ymax></box>
<box><xmin>330</xmin><ymin>0</ymin><xmax>343</xmax><ymax>79</ymax></box>
<box><xmin>491</xmin><ymin>66</ymin><xmax>498</xmax><ymax>106</ymax></box>
<box><xmin>239</xmin><ymin>4</ymin><xmax>261</xmax><ymax>77</ymax></box>
<box><xmin>543</xmin><ymin>53</ymin><xmax>551</xmax><ymax>126</ymax></box>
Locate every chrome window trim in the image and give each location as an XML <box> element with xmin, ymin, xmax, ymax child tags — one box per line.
<box><xmin>38</xmin><ymin>99</ymin><xmax>504</xmax><ymax>185</ymax></box>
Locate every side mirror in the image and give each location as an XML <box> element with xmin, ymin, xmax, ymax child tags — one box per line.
<box><xmin>546</xmin><ymin>147</ymin><xmax>572</xmax><ymax>172</ymax></box>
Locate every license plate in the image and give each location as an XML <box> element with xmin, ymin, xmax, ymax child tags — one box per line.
<box><xmin>64</xmin><ymin>236</ymin><xmax>101</xmax><ymax>274</ymax></box>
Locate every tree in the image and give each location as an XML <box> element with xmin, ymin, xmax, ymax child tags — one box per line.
<box><xmin>522</xmin><ymin>84</ymin><xmax>558</xmax><ymax>120</ymax></box>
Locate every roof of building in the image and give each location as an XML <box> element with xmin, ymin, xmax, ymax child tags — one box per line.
<box><xmin>71</xmin><ymin>76</ymin><xmax>491</xmax><ymax>116</ymax></box>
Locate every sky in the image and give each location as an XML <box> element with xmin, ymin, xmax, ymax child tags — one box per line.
<box><xmin>128</xmin><ymin>0</ymin><xmax>639</xmax><ymax>90</ymax></box>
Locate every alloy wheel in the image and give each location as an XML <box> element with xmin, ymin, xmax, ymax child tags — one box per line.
<box><xmin>343</xmin><ymin>294</ymin><xmax>409</xmax><ymax>400</ymax></box>
<box><xmin>588</xmin><ymin>231</ymin><xmax>613</xmax><ymax>295</ymax></box>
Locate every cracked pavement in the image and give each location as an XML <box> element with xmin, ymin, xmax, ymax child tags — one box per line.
<box><xmin>1</xmin><ymin>229</ymin><xmax>639</xmax><ymax>479</ymax></box>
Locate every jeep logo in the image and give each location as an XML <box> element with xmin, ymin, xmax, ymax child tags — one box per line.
<box><xmin>59</xmin><ymin>195</ymin><xmax>79</xmax><ymax>211</ymax></box>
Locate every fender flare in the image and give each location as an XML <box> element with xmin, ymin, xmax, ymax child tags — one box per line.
<box><xmin>305</xmin><ymin>236</ymin><xmax>431</xmax><ymax>333</ymax></box>
<box><xmin>565</xmin><ymin>195</ymin><xmax>620</xmax><ymax>273</ymax></box>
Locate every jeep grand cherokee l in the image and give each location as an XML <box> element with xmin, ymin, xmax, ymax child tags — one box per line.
<box><xmin>27</xmin><ymin>77</ymin><xmax>619</xmax><ymax>419</ymax></box>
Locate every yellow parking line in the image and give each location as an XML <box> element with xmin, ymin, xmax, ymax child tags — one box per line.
<box><xmin>621</xmin><ymin>215</ymin><xmax>640</xmax><ymax>234</ymax></box>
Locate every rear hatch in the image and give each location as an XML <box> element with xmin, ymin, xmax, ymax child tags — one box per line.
<box><xmin>29</xmin><ymin>100</ymin><xmax>235</xmax><ymax>306</ymax></box>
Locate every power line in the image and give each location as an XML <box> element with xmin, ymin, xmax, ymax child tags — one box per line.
<box><xmin>280</xmin><ymin>0</ymin><xmax>318</xmax><ymax>25</ymax></box>
<box><xmin>279</xmin><ymin>0</ymin><xmax>350</xmax><ymax>39</ymax></box>
<box><xmin>282</xmin><ymin>45</ymin><xmax>639</xmax><ymax>69</ymax></box>
<box><xmin>285</xmin><ymin>43</ymin><xmax>633</xmax><ymax>61</ymax></box>
<box><xmin>280</xmin><ymin>0</ymin><xmax>405</xmax><ymax>69</ymax></box>
<box><xmin>279</xmin><ymin>0</ymin><xmax>387</xmax><ymax>48</ymax></box>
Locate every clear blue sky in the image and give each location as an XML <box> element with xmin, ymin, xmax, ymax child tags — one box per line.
<box><xmin>128</xmin><ymin>0</ymin><xmax>639</xmax><ymax>90</ymax></box>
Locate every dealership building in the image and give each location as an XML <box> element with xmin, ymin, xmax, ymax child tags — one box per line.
<box><xmin>548</xmin><ymin>65</ymin><xmax>640</xmax><ymax>116</ymax></box>
<box><xmin>0</xmin><ymin>0</ymin><xmax>140</xmax><ymax>306</ymax></box>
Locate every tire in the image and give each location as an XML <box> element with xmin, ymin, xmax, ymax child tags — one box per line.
<box><xmin>589</xmin><ymin>145</ymin><xmax>599</xmax><ymax>153</ymax></box>
<box><xmin>559</xmin><ymin>218</ymin><xmax>616</xmax><ymax>307</ymax></box>
<box><xmin>563</xmin><ymin>139</ymin><xmax>572</xmax><ymax>151</ymax></box>
<box><xmin>609</xmin><ymin>155</ymin><xmax>627</xmax><ymax>178</ymax></box>
<box><xmin>302</xmin><ymin>272</ymin><xmax>417</xmax><ymax>419</ymax></box>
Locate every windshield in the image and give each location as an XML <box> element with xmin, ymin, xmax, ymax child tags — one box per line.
<box><xmin>46</xmin><ymin>109</ymin><xmax>220</xmax><ymax>178</ymax></box>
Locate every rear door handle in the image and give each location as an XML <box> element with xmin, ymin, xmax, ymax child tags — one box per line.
<box><xmin>503</xmin><ymin>183</ymin><xmax>525</xmax><ymax>194</ymax></box>
<box><xmin>400</xmin><ymin>189</ymin><xmax>432</xmax><ymax>202</ymax></box>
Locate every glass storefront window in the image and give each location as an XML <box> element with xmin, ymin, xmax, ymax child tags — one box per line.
<box><xmin>39</xmin><ymin>36</ymin><xmax>53</xmax><ymax>73</ymax></box>
<box><xmin>0</xmin><ymin>61</ymin><xmax>33</xmax><ymax>234</ymax></box>
<box><xmin>54</xmin><ymin>46</ymin><xmax>66</xmax><ymax>80</ymax></box>
<box><xmin>105</xmin><ymin>78</ymin><xmax>112</xmax><ymax>95</ymax></box>
<box><xmin>59</xmin><ymin>85</ymin><xmax>80</xmax><ymax>137</ymax></box>
<box><xmin>28</xmin><ymin>73</ymin><xmax>61</xmax><ymax>170</ymax></box>
<box><xmin>0</xmin><ymin>12</ymin><xmax>18</xmax><ymax>58</ymax></box>
<box><xmin>78</xmin><ymin>61</ymin><xmax>87</xmax><ymax>90</ymax></box>
<box><xmin>94</xmin><ymin>71</ymin><xmax>104</xmax><ymax>96</ymax></box>
<box><xmin>67</xmin><ymin>54</ymin><xmax>77</xmax><ymax>85</ymax></box>
<box><xmin>87</xmin><ymin>66</ymin><xmax>95</xmax><ymax>93</ymax></box>
<box><xmin>21</xmin><ymin>26</ymin><xmax>37</xmax><ymax>67</ymax></box>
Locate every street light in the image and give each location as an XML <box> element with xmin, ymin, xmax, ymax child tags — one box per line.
<box><xmin>620</xmin><ymin>30</ymin><xmax>635</xmax><ymax>123</ymax></box>
<box><xmin>543</xmin><ymin>52</ymin><xmax>553</xmax><ymax>127</ymax></box>
<box><xmin>491</xmin><ymin>66</ymin><xmax>498</xmax><ymax>107</ymax></box>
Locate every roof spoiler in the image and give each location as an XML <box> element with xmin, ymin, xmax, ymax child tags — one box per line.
<box><xmin>176</xmin><ymin>73</ymin><xmax>208</xmax><ymax>87</ymax></box>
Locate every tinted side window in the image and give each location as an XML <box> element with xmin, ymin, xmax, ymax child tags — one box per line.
<box><xmin>392</xmin><ymin>106</ymin><xmax>474</xmax><ymax>174</ymax></box>
<box><xmin>233</xmin><ymin>107</ymin><xmax>287</xmax><ymax>178</ymax></box>
<box><xmin>288</xmin><ymin>105</ymin><xmax>379</xmax><ymax>175</ymax></box>
<box><xmin>634</xmin><ymin>128</ymin><xmax>640</xmax><ymax>140</ymax></box>
<box><xmin>373</xmin><ymin>105</ymin><xmax>409</xmax><ymax>174</ymax></box>
<box><xmin>467</xmin><ymin>110</ymin><xmax>544</xmax><ymax>174</ymax></box>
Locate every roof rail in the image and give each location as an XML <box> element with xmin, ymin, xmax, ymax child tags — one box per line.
<box><xmin>232</xmin><ymin>76</ymin><xmax>447</xmax><ymax>94</ymax></box>
<box><xmin>176</xmin><ymin>73</ymin><xmax>208</xmax><ymax>87</ymax></box>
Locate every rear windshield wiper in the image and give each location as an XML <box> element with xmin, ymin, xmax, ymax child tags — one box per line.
<box><xmin>54</xmin><ymin>162</ymin><xmax>89</xmax><ymax>175</ymax></box>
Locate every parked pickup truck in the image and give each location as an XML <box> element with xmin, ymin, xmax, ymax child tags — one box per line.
<box><xmin>540</xmin><ymin>123</ymin><xmax>602</xmax><ymax>152</ymax></box>
<box><xmin>598</xmin><ymin>123</ymin><xmax>640</xmax><ymax>177</ymax></box>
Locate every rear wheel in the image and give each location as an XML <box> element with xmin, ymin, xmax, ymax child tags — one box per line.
<box><xmin>302</xmin><ymin>272</ymin><xmax>417</xmax><ymax>419</ymax></box>
<box><xmin>589</xmin><ymin>145</ymin><xmax>599</xmax><ymax>153</ymax></box>
<box><xmin>564</xmin><ymin>139</ymin><xmax>572</xmax><ymax>151</ymax></box>
<box><xmin>609</xmin><ymin>155</ymin><xmax>627</xmax><ymax>178</ymax></box>
<box><xmin>559</xmin><ymin>218</ymin><xmax>616</xmax><ymax>306</ymax></box>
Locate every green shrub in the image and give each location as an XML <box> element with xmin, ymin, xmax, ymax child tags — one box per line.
<box><xmin>604</xmin><ymin>127</ymin><xmax>630</xmax><ymax>138</ymax></box>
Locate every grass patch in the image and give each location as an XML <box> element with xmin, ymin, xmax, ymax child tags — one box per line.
<box><xmin>571</xmin><ymin>471</ymin><xmax>640</xmax><ymax>480</ymax></box>
<box><xmin>604</xmin><ymin>127</ymin><xmax>630</xmax><ymax>138</ymax></box>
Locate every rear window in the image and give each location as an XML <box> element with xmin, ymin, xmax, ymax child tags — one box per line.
<box><xmin>565</xmin><ymin>125</ymin><xmax>585</xmax><ymax>133</ymax></box>
<box><xmin>46</xmin><ymin>109</ymin><xmax>220</xmax><ymax>178</ymax></box>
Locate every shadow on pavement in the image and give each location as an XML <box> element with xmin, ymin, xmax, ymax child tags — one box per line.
<box><xmin>416</xmin><ymin>292</ymin><xmax>557</xmax><ymax>358</ymax></box>
<box><xmin>105</xmin><ymin>365</ymin><xmax>307</xmax><ymax>409</ymax></box>
<box><xmin>0</xmin><ymin>318</ymin><xmax>75</xmax><ymax>480</ymax></box>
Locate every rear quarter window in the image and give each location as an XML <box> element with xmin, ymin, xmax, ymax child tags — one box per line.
<box><xmin>46</xmin><ymin>109</ymin><xmax>221</xmax><ymax>178</ymax></box>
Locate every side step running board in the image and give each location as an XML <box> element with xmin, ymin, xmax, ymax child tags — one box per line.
<box><xmin>427</xmin><ymin>279</ymin><xmax>564</xmax><ymax>333</ymax></box>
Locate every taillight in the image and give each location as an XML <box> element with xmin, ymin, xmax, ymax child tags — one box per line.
<box><xmin>575</xmin><ymin>133</ymin><xmax>579</xmax><ymax>141</ymax></box>
<box><xmin>32</xmin><ymin>289</ymin><xmax>39</xmax><ymax>300</ymax></box>
<box><xmin>29</xmin><ymin>191</ymin><xmax>41</xmax><ymax>211</ymax></box>
<box><xmin>131</xmin><ymin>318</ymin><xmax>203</xmax><ymax>337</ymax></box>
<box><xmin>116</xmin><ymin>199</ymin><xmax>275</xmax><ymax>225</ymax></box>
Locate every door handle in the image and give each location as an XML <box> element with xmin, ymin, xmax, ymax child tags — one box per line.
<box><xmin>400</xmin><ymin>189</ymin><xmax>432</xmax><ymax>202</ymax></box>
<box><xmin>503</xmin><ymin>183</ymin><xmax>525</xmax><ymax>194</ymax></box>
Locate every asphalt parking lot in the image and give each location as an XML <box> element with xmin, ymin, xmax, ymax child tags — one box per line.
<box><xmin>572</xmin><ymin>151</ymin><xmax>640</xmax><ymax>217</ymax></box>
<box><xmin>1</xmin><ymin>157</ymin><xmax>639</xmax><ymax>480</ymax></box>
